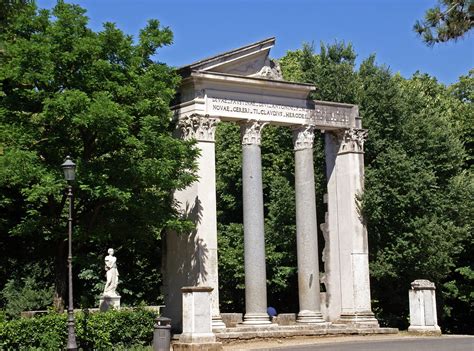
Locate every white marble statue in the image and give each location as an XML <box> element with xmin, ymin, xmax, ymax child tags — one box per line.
<box><xmin>103</xmin><ymin>248</ymin><xmax>119</xmax><ymax>297</ymax></box>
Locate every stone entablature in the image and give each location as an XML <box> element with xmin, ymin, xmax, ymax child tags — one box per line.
<box><xmin>173</xmin><ymin>77</ymin><xmax>358</xmax><ymax>129</ymax></box>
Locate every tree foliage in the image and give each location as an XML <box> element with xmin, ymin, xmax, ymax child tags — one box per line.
<box><xmin>0</xmin><ymin>0</ymin><xmax>198</xmax><ymax>311</ymax></box>
<box><xmin>276</xmin><ymin>42</ymin><xmax>471</xmax><ymax>332</ymax></box>
<box><xmin>414</xmin><ymin>0</ymin><xmax>474</xmax><ymax>45</ymax></box>
<box><xmin>0</xmin><ymin>0</ymin><xmax>471</xmax><ymax>336</ymax></box>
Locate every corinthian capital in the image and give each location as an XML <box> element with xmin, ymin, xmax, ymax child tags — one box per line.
<box><xmin>334</xmin><ymin>128</ymin><xmax>368</xmax><ymax>153</ymax></box>
<box><xmin>240</xmin><ymin>120</ymin><xmax>268</xmax><ymax>146</ymax></box>
<box><xmin>178</xmin><ymin>114</ymin><xmax>219</xmax><ymax>142</ymax></box>
<box><xmin>292</xmin><ymin>125</ymin><xmax>315</xmax><ymax>151</ymax></box>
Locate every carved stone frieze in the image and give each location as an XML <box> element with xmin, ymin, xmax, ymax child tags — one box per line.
<box><xmin>331</xmin><ymin>128</ymin><xmax>368</xmax><ymax>154</ymax></box>
<box><xmin>292</xmin><ymin>125</ymin><xmax>315</xmax><ymax>151</ymax></box>
<box><xmin>178</xmin><ymin>114</ymin><xmax>219</xmax><ymax>142</ymax></box>
<box><xmin>240</xmin><ymin>120</ymin><xmax>268</xmax><ymax>145</ymax></box>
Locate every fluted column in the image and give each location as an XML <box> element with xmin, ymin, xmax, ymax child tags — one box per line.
<box><xmin>240</xmin><ymin>120</ymin><xmax>271</xmax><ymax>325</ymax></box>
<box><xmin>292</xmin><ymin>126</ymin><xmax>326</xmax><ymax>324</ymax></box>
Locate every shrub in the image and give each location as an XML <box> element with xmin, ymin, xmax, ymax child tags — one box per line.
<box><xmin>1</xmin><ymin>277</ymin><xmax>54</xmax><ymax>319</ymax></box>
<box><xmin>0</xmin><ymin>308</ymin><xmax>158</xmax><ymax>350</ymax></box>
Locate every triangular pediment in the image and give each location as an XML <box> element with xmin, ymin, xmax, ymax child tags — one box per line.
<box><xmin>179</xmin><ymin>37</ymin><xmax>282</xmax><ymax>79</ymax></box>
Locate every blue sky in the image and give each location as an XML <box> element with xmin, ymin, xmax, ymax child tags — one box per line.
<box><xmin>37</xmin><ymin>0</ymin><xmax>473</xmax><ymax>85</ymax></box>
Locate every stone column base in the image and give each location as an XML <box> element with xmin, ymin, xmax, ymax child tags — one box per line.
<box><xmin>99</xmin><ymin>295</ymin><xmax>121</xmax><ymax>312</ymax></box>
<box><xmin>242</xmin><ymin>312</ymin><xmax>272</xmax><ymax>325</ymax></box>
<box><xmin>173</xmin><ymin>342</ymin><xmax>223</xmax><ymax>351</ymax></box>
<box><xmin>337</xmin><ymin>311</ymin><xmax>379</xmax><ymax>328</ymax></box>
<box><xmin>179</xmin><ymin>333</ymin><xmax>216</xmax><ymax>344</ymax></box>
<box><xmin>212</xmin><ymin>315</ymin><xmax>227</xmax><ymax>332</ymax></box>
<box><xmin>296</xmin><ymin>310</ymin><xmax>327</xmax><ymax>324</ymax></box>
<box><xmin>408</xmin><ymin>325</ymin><xmax>441</xmax><ymax>335</ymax></box>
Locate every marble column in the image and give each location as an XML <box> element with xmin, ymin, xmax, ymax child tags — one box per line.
<box><xmin>292</xmin><ymin>126</ymin><xmax>326</xmax><ymax>324</ymax></box>
<box><xmin>240</xmin><ymin>120</ymin><xmax>271</xmax><ymax>325</ymax></box>
<box><xmin>324</xmin><ymin>128</ymin><xmax>378</xmax><ymax>327</ymax></box>
<box><xmin>163</xmin><ymin>114</ymin><xmax>226</xmax><ymax>331</ymax></box>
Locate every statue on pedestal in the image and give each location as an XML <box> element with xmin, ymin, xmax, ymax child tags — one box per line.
<box><xmin>103</xmin><ymin>248</ymin><xmax>119</xmax><ymax>296</ymax></box>
<box><xmin>99</xmin><ymin>248</ymin><xmax>121</xmax><ymax>311</ymax></box>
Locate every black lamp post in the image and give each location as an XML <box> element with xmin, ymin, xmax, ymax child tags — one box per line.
<box><xmin>61</xmin><ymin>156</ymin><xmax>78</xmax><ymax>351</ymax></box>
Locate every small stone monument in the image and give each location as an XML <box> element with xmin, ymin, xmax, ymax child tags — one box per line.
<box><xmin>173</xmin><ymin>286</ymin><xmax>223</xmax><ymax>351</ymax></box>
<box><xmin>408</xmin><ymin>279</ymin><xmax>441</xmax><ymax>334</ymax></box>
<box><xmin>99</xmin><ymin>248</ymin><xmax>121</xmax><ymax>311</ymax></box>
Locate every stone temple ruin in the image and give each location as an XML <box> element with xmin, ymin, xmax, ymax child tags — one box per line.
<box><xmin>162</xmin><ymin>38</ymin><xmax>390</xmax><ymax>336</ymax></box>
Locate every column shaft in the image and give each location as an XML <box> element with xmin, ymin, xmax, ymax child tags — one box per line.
<box><xmin>241</xmin><ymin>121</ymin><xmax>271</xmax><ymax>325</ymax></box>
<box><xmin>293</xmin><ymin>126</ymin><xmax>325</xmax><ymax>324</ymax></box>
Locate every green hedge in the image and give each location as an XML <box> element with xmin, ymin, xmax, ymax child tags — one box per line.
<box><xmin>0</xmin><ymin>308</ymin><xmax>157</xmax><ymax>350</ymax></box>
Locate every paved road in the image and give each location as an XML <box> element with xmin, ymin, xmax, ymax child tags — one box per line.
<box><xmin>268</xmin><ymin>336</ymin><xmax>474</xmax><ymax>351</ymax></box>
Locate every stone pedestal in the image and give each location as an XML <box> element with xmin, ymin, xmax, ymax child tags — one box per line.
<box><xmin>408</xmin><ymin>280</ymin><xmax>441</xmax><ymax>334</ymax></box>
<box><xmin>175</xmin><ymin>286</ymin><xmax>223</xmax><ymax>350</ymax></box>
<box><xmin>162</xmin><ymin>115</ymin><xmax>225</xmax><ymax>332</ymax></box>
<box><xmin>99</xmin><ymin>295</ymin><xmax>121</xmax><ymax>311</ymax></box>
<box><xmin>324</xmin><ymin>129</ymin><xmax>378</xmax><ymax>327</ymax></box>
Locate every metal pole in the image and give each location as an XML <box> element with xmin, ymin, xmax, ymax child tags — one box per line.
<box><xmin>67</xmin><ymin>184</ymin><xmax>78</xmax><ymax>350</ymax></box>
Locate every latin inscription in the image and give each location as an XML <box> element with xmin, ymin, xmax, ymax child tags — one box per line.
<box><xmin>211</xmin><ymin>98</ymin><xmax>309</xmax><ymax>119</ymax></box>
<box><xmin>208</xmin><ymin>97</ymin><xmax>352</xmax><ymax>127</ymax></box>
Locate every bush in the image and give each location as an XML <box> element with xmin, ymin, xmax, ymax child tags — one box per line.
<box><xmin>0</xmin><ymin>308</ymin><xmax>158</xmax><ymax>350</ymax></box>
<box><xmin>1</xmin><ymin>277</ymin><xmax>54</xmax><ymax>319</ymax></box>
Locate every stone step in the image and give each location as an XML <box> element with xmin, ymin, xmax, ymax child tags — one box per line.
<box><xmin>215</xmin><ymin>326</ymin><xmax>398</xmax><ymax>340</ymax></box>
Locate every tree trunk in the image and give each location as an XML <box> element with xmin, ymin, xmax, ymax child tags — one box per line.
<box><xmin>53</xmin><ymin>239</ymin><xmax>67</xmax><ymax>312</ymax></box>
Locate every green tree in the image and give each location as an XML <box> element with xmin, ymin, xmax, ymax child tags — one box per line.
<box><xmin>0</xmin><ymin>1</ymin><xmax>197</xmax><ymax>311</ymax></box>
<box><xmin>448</xmin><ymin>69</ymin><xmax>474</xmax><ymax>166</ymax></box>
<box><xmin>414</xmin><ymin>0</ymin><xmax>474</xmax><ymax>46</ymax></box>
<box><xmin>359</xmin><ymin>62</ymin><xmax>471</xmax><ymax>331</ymax></box>
<box><xmin>278</xmin><ymin>43</ymin><xmax>472</xmax><ymax>333</ymax></box>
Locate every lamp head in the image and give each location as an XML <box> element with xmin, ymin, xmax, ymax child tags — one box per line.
<box><xmin>61</xmin><ymin>156</ymin><xmax>76</xmax><ymax>181</ymax></box>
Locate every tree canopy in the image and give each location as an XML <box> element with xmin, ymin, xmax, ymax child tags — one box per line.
<box><xmin>0</xmin><ymin>0</ymin><xmax>198</xmax><ymax>313</ymax></box>
<box><xmin>414</xmin><ymin>0</ymin><xmax>474</xmax><ymax>45</ymax></box>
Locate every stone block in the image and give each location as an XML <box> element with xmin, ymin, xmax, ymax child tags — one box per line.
<box><xmin>180</xmin><ymin>286</ymin><xmax>217</xmax><ymax>344</ymax></box>
<box><xmin>274</xmin><ymin>313</ymin><xmax>297</xmax><ymax>325</ymax></box>
<box><xmin>99</xmin><ymin>295</ymin><xmax>121</xmax><ymax>311</ymax></box>
<box><xmin>173</xmin><ymin>342</ymin><xmax>223</xmax><ymax>351</ymax></box>
<box><xmin>408</xmin><ymin>279</ymin><xmax>441</xmax><ymax>335</ymax></box>
<box><xmin>221</xmin><ymin>313</ymin><xmax>242</xmax><ymax>328</ymax></box>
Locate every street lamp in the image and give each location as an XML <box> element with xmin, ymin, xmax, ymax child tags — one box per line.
<box><xmin>61</xmin><ymin>156</ymin><xmax>77</xmax><ymax>351</ymax></box>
